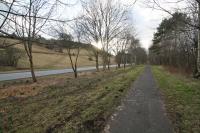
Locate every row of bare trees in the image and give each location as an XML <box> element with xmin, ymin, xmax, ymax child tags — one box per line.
<box><xmin>78</xmin><ymin>0</ymin><xmax>136</xmax><ymax>70</ymax></box>
<box><xmin>43</xmin><ymin>0</ymin><xmax>142</xmax><ymax>77</ymax></box>
<box><xmin>114</xmin><ymin>34</ymin><xmax>147</xmax><ymax>68</ymax></box>
<box><xmin>0</xmin><ymin>0</ymin><xmax>145</xmax><ymax>82</ymax></box>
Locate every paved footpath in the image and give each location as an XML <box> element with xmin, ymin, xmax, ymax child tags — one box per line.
<box><xmin>104</xmin><ymin>66</ymin><xmax>173</xmax><ymax>133</ymax></box>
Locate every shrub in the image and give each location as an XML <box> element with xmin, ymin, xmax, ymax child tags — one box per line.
<box><xmin>0</xmin><ymin>47</ymin><xmax>25</xmax><ymax>67</ymax></box>
<box><xmin>88</xmin><ymin>57</ymin><xmax>93</xmax><ymax>61</ymax></box>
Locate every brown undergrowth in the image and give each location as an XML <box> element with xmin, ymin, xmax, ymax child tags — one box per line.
<box><xmin>163</xmin><ymin>65</ymin><xmax>192</xmax><ymax>77</ymax></box>
<box><xmin>0</xmin><ymin>71</ymin><xmax>98</xmax><ymax>99</ymax></box>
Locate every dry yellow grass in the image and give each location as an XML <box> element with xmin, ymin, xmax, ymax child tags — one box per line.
<box><xmin>0</xmin><ymin>71</ymin><xmax>97</xmax><ymax>99</ymax></box>
<box><xmin>0</xmin><ymin>38</ymin><xmax>115</xmax><ymax>70</ymax></box>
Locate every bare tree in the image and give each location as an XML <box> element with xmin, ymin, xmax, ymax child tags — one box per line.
<box><xmin>66</xmin><ymin>43</ymin><xmax>80</xmax><ymax>78</ymax></box>
<box><xmin>86</xmin><ymin>45</ymin><xmax>101</xmax><ymax>71</ymax></box>
<box><xmin>112</xmin><ymin>23</ymin><xmax>137</xmax><ymax>68</ymax></box>
<box><xmin>78</xmin><ymin>0</ymin><xmax>103</xmax><ymax>71</ymax></box>
<box><xmin>101</xmin><ymin>0</ymin><xmax>131</xmax><ymax>69</ymax></box>
<box><xmin>68</xmin><ymin>21</ymin><xmax>83</xmax><ymax>78</ymax></box>
<box><xmin>113</xmin><ymin>39</ymin><xmax>123</xmax><ymax>68</ymax></box>
<box><xmin>9</xmin><ymin>0</ymin><xmax>57</xmax><ymax>82</ymax></box>
<box><xmin>115</xmin><ymin>30</ymin><xmax>132</xmax><ymax>69</ymax></box>
<box><xmin>80</xmin><ymin>0</ymin><xmax>131</xmax><ymax>70</ymax></box>
<box><xmin>57</xmin><ymin>21</ymin><xmax>83</xmax><ymax>78</ymax></box>
<box><xmin>0</xmin><ymin>0</ymin><xmax>15</xmax><ymax>30</ymax></box>
<box><xmin>129</xmin><ymin>37</ymin><xmax>140</xmax><ymax>65</ymax></box>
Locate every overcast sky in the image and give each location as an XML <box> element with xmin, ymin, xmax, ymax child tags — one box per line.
<box><xmin>66</xmin><ymin>0</ymin><xmax>168</xmax><ymax>50</ymax></box>
<box><xmin>0</xmin><ymin>0</ymin><xmax>187</xmax><ymax>50</ymax></box>
<box><xmin>63</xmin><ymin>0</ymin><xmax>187</xmax><ymax>50</ymax></box>
<box><xmin>132</xmin><ymin>0</ymin><xmax>187</xmax><ymax>50</ymax></box>
<box><xmin>132</xmin><ymin>2</ymin><xmax>169</xmax><ymax>50</ymax></box>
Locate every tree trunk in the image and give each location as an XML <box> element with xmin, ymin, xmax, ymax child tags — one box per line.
<box><xmin>107</xmin><ymin>55</ymin><xmax>110</xmax><ymax>70</ymax></box>
<box><xmin>102</xmin><ymin>54</ymin><xmax>107</xmax><ymax>70</ymax></box>
<box><xmin>124</xmin><ymin>53</ymin><xmax>127</xmax><ymax>69</ymax></box>
<box><xmin>118</xmin><ymin>63</ymin><xmax>121</xmax><ymax>68</ymax></box>
<box><xmin>74</xmin><ymin>69</ymin><xmax>78</xmax><ymax>78</ymax></box>
<box><xmin>123</xmin><ymin>53</ymin><xmax>126</xmax><ymax>69</ymax></box>
<box><xmin>29</xmin><ymin>57</ymin><xmax>37</xmax><ymax>82</ymax></box>
<box><xmin>134</xmin><ymin>55</ymin><xmax>137</xmax><ymax>66</ymax></box>
<box><xmin>196</xmin><ymin>3</ymin><xmax>200</xmax><ymax>78</ymax></box>
<box><xmin>95</xmin><ymin>54</ymin><xmax>99</xmax><ymax>71</ymax></box>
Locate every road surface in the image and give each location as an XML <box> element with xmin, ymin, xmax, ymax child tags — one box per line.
<box><xmin>0</xmin><ymin>65</ymin><xmax>117</xmax><ymax>82</ymax></box>
<box><xmin>105</xmin><ymin>66</ymin><xmax>173</xmax><ymax>133</ymax></box>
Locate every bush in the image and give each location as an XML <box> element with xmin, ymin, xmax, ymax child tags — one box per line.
<box><xmin>88</xmin><ymin>57</ymin><xmax>93</xmax><ymax>61</ymax></box>
<box><xmin>0</xmin><ymin>47</ymin><xmax>24</xmax><ymax>67</ymax></box>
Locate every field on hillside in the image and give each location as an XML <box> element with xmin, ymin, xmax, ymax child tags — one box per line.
<box><xmin>0</xmin><ymin>66</ymin><xmax>144</xmax><ymax>133</ymax></box>
<box><xmin>152</xmin><ymin>66</ymin><xmax>200</xmax><ymax>133</ymax></box>
<box><xmin>0</xmin><ymin>38</ymin><xmax>115</xmax><ymax>71</ymax></box>
<box><xmin>15</xmin><ymin>44</ymin><xmax>105</xmax><ymax>69</ymax></box>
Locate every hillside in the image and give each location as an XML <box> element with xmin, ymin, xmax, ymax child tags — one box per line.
<box><xmin>0</xmin><ymin>38</ymin><xmax>115</xmax><ymax>71</ymax></box>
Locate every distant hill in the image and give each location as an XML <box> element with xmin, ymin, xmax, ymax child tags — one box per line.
<box><xmin>0</xmin><ymin>37</ymin><xmax>115</xmax><ymax>71</ymax></box>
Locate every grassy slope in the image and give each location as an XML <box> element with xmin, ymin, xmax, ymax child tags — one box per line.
<box><xmin>0</xmin><ymin>38</ymin><xmax>115</xmax><ymax>71</ymax></box>
<box><xmin>15</xmin><ymin>44</ymin><xmax>112</xmax><ymax>69</ymax></box>
<box><xmin>152</xmin><ymin>66</ymin><xmax>200</xmax><ymax>133</ymax></box>
<box><xmin>0</xmin><ymin>66</ymin><xmax>144</xmax><ymax>133</ymax></box>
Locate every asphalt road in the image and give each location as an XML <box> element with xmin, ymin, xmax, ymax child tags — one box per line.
<box><xmin>0</xmin><ymin>65</ymin><xmax>117</xmax><ymax>82</ymax></box>
<box><xmin>104</xmin><ymin>65</ymin><xmax>173</xmax><ymax>133</ymax></box>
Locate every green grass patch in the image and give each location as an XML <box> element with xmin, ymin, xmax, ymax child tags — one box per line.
<box><xmin>0</xmin><ymin>66</ymin><xmax>144</xmax><ymax>133</ymax></box>
<box><xmin>152</xmin><ymin>66</ymin><xmax>200</xmax><ymax>133</ymax></box>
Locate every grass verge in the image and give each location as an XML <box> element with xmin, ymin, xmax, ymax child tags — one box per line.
<box><xmin>152</xmin><ymin>66</ymin><xmax>200</xmax><ymax>133</ymax></box>
<box><xmin>0</xmin><ymin>66</ymin><xmax>144</xmax><ymax>133</ymax></box>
